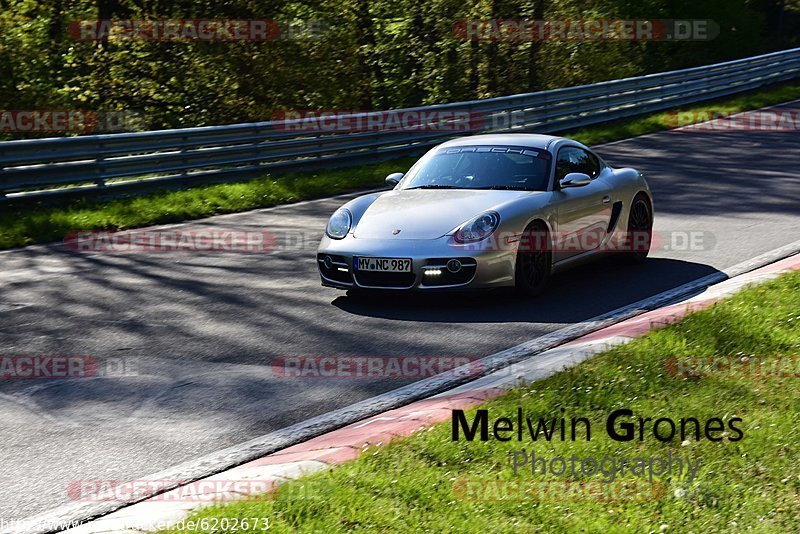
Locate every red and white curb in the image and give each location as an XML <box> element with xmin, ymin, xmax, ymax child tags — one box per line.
<box><xmin>55</xmin><ymin>251</ymin><xmax>800</xmax><ymax>533</ymax></box>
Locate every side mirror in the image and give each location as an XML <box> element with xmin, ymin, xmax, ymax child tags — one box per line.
<box><xmin>559</xmin><ymin>172</ymin><xmax>591</xmax><ymax>188</ymax></box>
<box><xmin>385</xmin><ymin>172</ymin><xmax>404</xmax><ymax>187</ymax></box>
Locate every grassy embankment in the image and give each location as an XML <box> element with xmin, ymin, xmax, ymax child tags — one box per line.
<box><xmin>161</xmin><ymin>269</ymin><xmax>800</xmax><ymax>532</ymax></box>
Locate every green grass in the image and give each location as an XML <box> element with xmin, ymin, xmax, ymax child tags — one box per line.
<box><xmin>0</xmin><ymin>158</ymin><xmax>415</xmax><ymax>249</ymax></box>
<box><xmin>162</xmin><ymin>270</ymin><xmax>800</xmax><ymax>533</ymax></box>
<box><xmin>2</xmin><ymin>82</ymin><xmax>800</xmax><ymax>251</ymax></box>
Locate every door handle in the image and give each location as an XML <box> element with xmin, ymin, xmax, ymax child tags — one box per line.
<box><xmin>601</xmin><ymin>195</ymin><xmax>611</xmax><ymax>203</ymax></box>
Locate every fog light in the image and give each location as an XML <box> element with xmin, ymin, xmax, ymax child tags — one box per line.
<box><xmin>446</xmin><ymin>259</ymin><xmax>462</xmax><ymax>273</ymax></box>
<box><xmin>323</xmin><ymin>255</ymin><xmax>333</xmax><ymax>269</ymax></box>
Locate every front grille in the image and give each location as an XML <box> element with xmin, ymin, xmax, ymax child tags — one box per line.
<box><xmin>354</xmin><ymin>271</ymin><xmax>416</xmax><ymax>288</ymax></box>
<box><xmin>317</xmin><ymin>254</ymin><xmax>353</xmax><ymax>285</ymax></box>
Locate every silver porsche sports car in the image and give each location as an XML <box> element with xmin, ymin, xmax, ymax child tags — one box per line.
<box><xmin>317</xmin><ymin>134</ymin><xmax>653</xmax><ymax>295</ymax></box>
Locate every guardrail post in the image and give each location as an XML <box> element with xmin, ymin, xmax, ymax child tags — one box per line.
<box><xmin>95</xmin><ymin>139</ymin><xmax>106</xmax><ymax>188</ymax></box>
<box><xmin>180</xmin><ymin>134</ymin><xmax>189</xmax><ymax>181</ymax></box>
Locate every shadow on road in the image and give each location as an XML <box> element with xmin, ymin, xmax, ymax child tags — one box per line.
<box><xmin>332</xmin><ymin>257</ymin><xmax>723</xmax><ymax>323</ymax></box>
<box><xmin>597</xmin><ymin>122</ymin><xmax>800</xmax><ymax>218</ymax></box>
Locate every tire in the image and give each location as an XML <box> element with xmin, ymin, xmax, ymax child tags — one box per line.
<box><xmin>623</xmin><ymin>193</ymin><xmax>653</xmax><ymax>263</ymax></box>
<box><xmin>515</xmin><ymin>221</ymin><xmax>552</xmax><ymax>297</ymax></box>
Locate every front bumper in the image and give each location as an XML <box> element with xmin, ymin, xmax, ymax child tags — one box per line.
<box><xmin>317</xmin><ymin>234</ymin><xmax>516</xmax><ymax>291</ymax></box>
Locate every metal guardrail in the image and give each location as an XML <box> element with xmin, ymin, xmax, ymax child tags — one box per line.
<box><xmin>1</xmin><ymin>47</ymin><xmax>799</xmax><ymax>203</ymax></box>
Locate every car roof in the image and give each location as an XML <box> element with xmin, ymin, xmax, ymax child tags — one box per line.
<box><xmin>438</xmin><ymin>133</ymin><xmax>562</xmax><ymax>150</ymax></box>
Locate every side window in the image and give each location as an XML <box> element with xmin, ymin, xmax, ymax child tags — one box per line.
<box><xmin>581</xmin><ymin>150</ymin><xmax>601</xmax><ymax>178</ymax></box>
<box><xmin>556</xmin><ymin>147</ymin><xmax>601</xmax><ymax>181</ymax></box>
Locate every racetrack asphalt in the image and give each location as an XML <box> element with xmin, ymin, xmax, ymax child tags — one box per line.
<box><xmin>1</xmin><ymin>101</ymin><xmax>798</xmax><ymax>521</ymax></box>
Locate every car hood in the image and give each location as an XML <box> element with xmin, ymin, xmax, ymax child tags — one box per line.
<box><xmin>352</xmin><ymin>189</ymin><xmax>533</xmax><ymax>240</ymax></box>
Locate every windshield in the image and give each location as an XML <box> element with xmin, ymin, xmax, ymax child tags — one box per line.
<box><xmin>400</xmin><ymin>146</ymin><xmax>552</xmax><ymax>191</ymax></box>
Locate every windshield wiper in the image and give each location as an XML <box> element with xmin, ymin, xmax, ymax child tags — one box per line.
<box><xmin>476</xmin><ymin>185</ymin><xmax>532</xmax><ymax>191</ymax></box>
<box><xmin>405</xmin><ymin>184</ymin><xmax>459</xmax><ymax>189</ymax></box>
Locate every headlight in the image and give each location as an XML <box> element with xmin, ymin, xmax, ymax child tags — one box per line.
<box><xmin>326</xmin><ymin>208</ymin><xmax>352</xmax><ymax>239</ymax></box>
<box><xmin>453</xmin><ymin>211</ymin><xmax>500</xmax><ymax>243</ymax></box>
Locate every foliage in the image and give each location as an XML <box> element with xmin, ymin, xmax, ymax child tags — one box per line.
<box><xmin>0</xmin><ymin>0</ymin><xmax>797</xmax><ymax>136</ymax></box>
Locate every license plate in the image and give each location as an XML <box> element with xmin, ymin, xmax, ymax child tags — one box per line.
<box><xmin>354</xmin><ymin>257</ymin><xmax>412</xmax><ymax>272</ymax></box>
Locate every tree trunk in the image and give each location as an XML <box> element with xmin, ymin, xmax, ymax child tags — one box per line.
<box><xmin>527</xmin><ymin>0</ymin><xmax>545</xmax><ymax>90</ymax></box>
